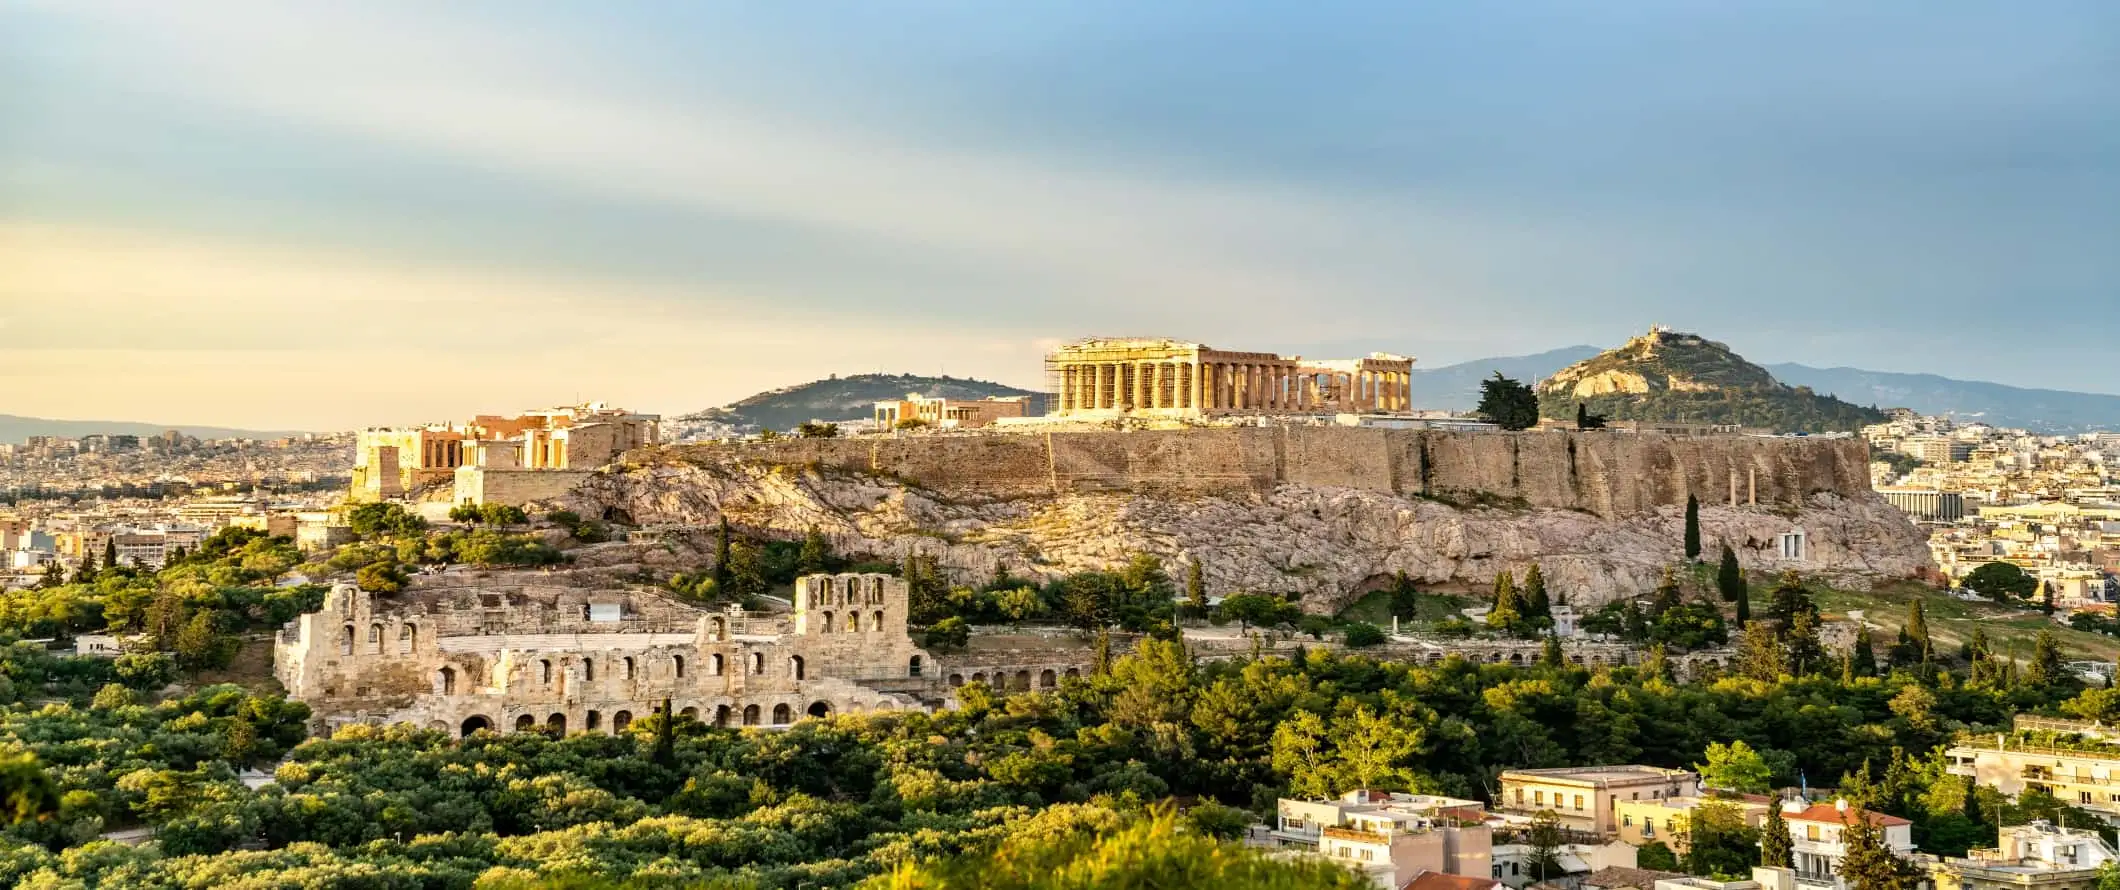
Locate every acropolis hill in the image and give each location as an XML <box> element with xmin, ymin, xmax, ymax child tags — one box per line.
<box><xmin>565</xmin><ymin>426</ymin><xmax>1932</xmax><ymax>609</ymax></box>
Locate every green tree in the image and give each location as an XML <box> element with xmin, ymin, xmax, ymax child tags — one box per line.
<box><xmin>1697</xmin><ymin>740</ymin><xmax>1773</xmax><ymax>793</ymax></box>
<box><xmin>1185</xmin><ymin>558</ymin><xmax>1207</xmax><ymax>613</ymax></box>
<box><xmin>1333</xmin><ymin>705</ymin><xmax>1422</xmax><ymax>792</ymax></box>
<box><xmin>1684</xmin><ymin>495</ymin><xmax>1702</xmax><ymax>561</ymax></box>
<box><xmin>172</xmin><ymin>612</ymin><xmax>233</xmax><ymax>671</ymax></box>
<box><xmin>1902</xmin><ymin>601</ymin><xmax>1933</xmax><ymax>665</ymax></box>
<box><xmin>354</xmin><ymin>561</ymin><xmax>408</xmax><ymax>595</ymax></box>
<box><xmin>1343</xmin><ymin>623</ymin><xmax>1386</xmax><ymax>648</ymax></box>
<box><xmin>104</xmin><ymin>537</ymin><xmax>119</xmax><ymax>570</ymax></box>
<box><xmin>1221</xmin><ymin>593</ymin><xmax>1292</xmax><ymax>632</ymax></box>
<box><xmin>996</xmin><ymin>587</ymin><xmax>1046</xmax><ymax>628</ymax></box>
<box><xmin>1962</xmin><ymin>562</ymin><xmax>2038</xmax><ymax>602</ymax></box>
<box><xmin>1766</xmin><ymin>571</ymin><xmax>1818</xmax><ymax>628</ymax></box>
<box><xmin>1387</xmin><ymin>571</ymin><xmax>1418</xmax><ymax>621</ymax></box>
<box><xmin>923</xmin><ymin>616</ymin><xmax>970</xmax><ymax>652</ymax></box>
<box><xmin>1837</xmin><ymin>804</ymin><xmax>1921</xmax><ymax>890</ymax></box>
<box><xmin>1717</xmin><ymin>545</ymin><xmax>1747</xmax><ymax>607</ymax></box>
<box><xmin>1850</xmin><ymin>625</ymin><xmax>1879</xmax><ymax>677</ymax></box>
<box><xmin>795</xmin><ymin>421</ymin><xmax>840</xmax><ymax>438</ymax></box>
<box><xmin>1786</xmin><ymin>610</ymin><xmax>1826</xmax><ymax>677</ymax></box>
<box><xmin>1522</xmin><ymin>564</ymin><xmax>1551</xmax><ymax>621</ymax></box>
<box><xmin>1761</xmin><ymin>805</ymin><xmax>1793</xmax><ymax>868</ymax></box>
<box><xmin>1476</xmin><ymin>373</ymin><xmax>1540</xmax><ymax>431</ymax></box>
<box><xmin>1489</xmin><ymin>572</ymin><xmax>1524</xmax><ymax>635</ymax></box>
<box><xmin>797</xmin><ymin>526</ymin><xmax>831</xmax><ymax>575</ymax></box>
<box><xmin>1540</xmin><ymin>634</ymin><xmax>1565</xmax><ymax>667</ymax></box>
<box><xmin>1576</xmin><ymin>403</ymin><xmax>1607</xmax><ymax>430</ymax></box>
<box><xmin>1525</xmin><ymin>810</ymin><xmax>1566</xmax><ymax>882</ymax></box>
<box><xmin>1685</xmin><ymin>800</ymin><xmax>1761</xmax><ymax>878</ymax></box>
<box><xmin>712</xmin><ymin>517</ymin><xmax>734</xmax><ymax>592</ymax></box>
<box><xmin>1640</xmin><ymin>841</ymin><xmax>1681</xmax><ymax>871</ymax></box>
<box><xmin>0</xmin><ymin>752</ymin><xmax>60</xmax><ymax>825</ymax></box>
<box><xmin>861</xmin><ymin>808</ymin><xmax>1369</xmax><ymax>890</ymax></box>
<box><xmin>1735</xmin><ymin>620</ymin><xmax>1786</xmax><ymax>682</ymax></box>
<box><xmin>2028</xmin><ymin>629</ymin><xmax>2077</xmax><ymax>692</ymax></box>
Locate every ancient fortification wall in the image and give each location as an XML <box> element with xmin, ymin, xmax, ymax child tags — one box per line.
<box><xmin>659</xmin><ymin>428</ymin><xmax>1871</xmax><ymax>517</ymax></box>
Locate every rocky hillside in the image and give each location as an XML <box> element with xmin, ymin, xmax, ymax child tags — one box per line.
<box><xmin>1538</xmin><ymin>329</ymin><xmax>1884</xmax><ymax>432</ymax></box>
<box><xmin>667</xmin><ymin>374</ymin><xmax>1042</xmax><ymax>440</ymax></box>
<box><xmin>563</xmin><ymin>432</ymin><xmax>1931</xmax><ymax>610</ymax></box>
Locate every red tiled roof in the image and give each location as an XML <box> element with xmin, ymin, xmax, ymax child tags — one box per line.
<box><xmin>1402</xmin><ymin>872</ymin><xmax>1504</xmax><ymax>890</ymax></box>
<box><xmin>1782</xmin><ymin>803</ymin><xmax>1911</xmax><ymax>827</ymax></box>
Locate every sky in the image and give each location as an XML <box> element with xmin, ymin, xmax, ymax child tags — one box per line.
<box><xmin>2</xmin><ymin>1</ymin><xmax>2115</xmax><ymax>430</ymax></box>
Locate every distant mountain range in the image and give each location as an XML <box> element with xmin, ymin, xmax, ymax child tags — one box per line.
<box><xmin>1405</xmin><ymin>348</ymin><xmax>2120</xmax><ymax>432</ymax></box>
<box><xmin>0</xmin><ymin>414</ymin><xmax>306</xmax><ymax>445</ymax></box>
<box><xmin>668</xmin><ymin>373</ymin><xmax>1041</xmax><ymax>438</ymax></box>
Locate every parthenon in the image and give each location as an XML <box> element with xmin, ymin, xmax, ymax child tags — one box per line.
<box><xmin>1047</xmin><ymin>337</ymin><xmax>1414</xmax><ymax>418</ymax></box>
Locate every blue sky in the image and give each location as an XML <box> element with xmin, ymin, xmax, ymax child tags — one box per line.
<box><xmin>3</xmin><ymin>1</ymin><xmax>2115</xmax><ymax>428</ymax></box>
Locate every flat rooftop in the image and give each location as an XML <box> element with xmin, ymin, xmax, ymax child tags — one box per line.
<box><xmin>1501</xmin><ymin>766</ymin><xmax>1696</xmax><ymax>787</ymax></box>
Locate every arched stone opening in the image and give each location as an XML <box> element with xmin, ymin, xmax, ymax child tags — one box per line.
<box><xmin>586</xmin><ymin>710</ymin><xmax>602</xmax><ymax>732</ymax></box>
<box><xmin>547</xmin><ymin>713</ymin><xmax>566</xmax><ymax>734</ymax></box>
<box><xmin>806</xmin><ymin>701</ymin><xmax>831</xmax><ymax>719</ymax></box>
<box><xmin>847</xmin><ymin>613</ymin><xmax>860</xmax><ymax>633</ymax></box>
<box><xmin>400</xmin><ymin>623</ymin><xmax>417</xmax><ymax>654</ymax></box>
<box><xmin>742</xmin><ymin>704</ymin><xmax>761</xmax><ymax>725</ymax></box>
<box><xmin>674</xmin><ymin>655</ymin><xmax>686</xmax><ymax>678</ymax></box>
<box><xmin>872</xmin><ymin>610</ymin><xmax>884</xmax><ymax>630</ymax></box>
<box><xmin>340</xmin><ymin>624</ymin><xmax>353</xmax><ymax>656</ymax></box>
<box><xmin>540</xmin><ymin>659</ymin><xmax>553</xmax><ymax>684</ymax></box>
<box><xmin>461</xmin><ymin>715</ymin><xmax>492</xmax><ymax>737</ymax></box>
<box><xmin>971</xmin><ymin>671</ymin><xmax>987</xmax><ymax>684</ymax></box>
<box><xmin>709</xmin><ymin>617</ymin><xmax>726</xmax><ymax>641</ymax></box>
<box><xmin>1014</xmin><ymin>670</ymin><xmax>1031</xmax><ymax>690</ymax></box>
<box><xmin>1064</xmin><ymin>668</ymin><xmax>1080</xmax><ymax>679</ymax></box>
<box><xmin>751</xmin><ymin>652</ymin><xmax>765</xmax><ymax>674</ymax></box>
<box><xmin>711</xmin><ymin>654</ymin><xmax>725</xmax><ymax>676</ymax></box>
<box><xmin>369</xmin><ymin>623</ymin><xmax>383</xmax><ymax>654</ymax></box>
<box><xmin>715</xmin><ymin>705</ymin><xmax>732</xmax><ymax>727</ymax></box>
<box><xmin>948</xmin><ymin>673</ymin><xmax>964</xmax><ymax>687</ymax></box>
<box><xmin>622</xmin><ymin>657</ymin><xmax>635</xmax><ymax>679</ymax></box>
<box><xmin>436</xmin><ymin>666</ymin><xmax>456</xmax><ymax>695</ymax></box>
<box><xmin>514</xmin><ymin>714</ymin><xmax>536</xmax><ymax>732</ymax></box>
<box><xmin>613</xmin><ymin>710</ymin><xmax>633</xmax><ymax>732</ymax></box>
<box><xmin>584</xmin><ymin>659</ymin><xmax>596</xmax><ymax>681</ymax></box>
<box><xmin>821</xmin><ymin>611</ymin><xmax>834</xmax><ymax>633</ymax></box>
<box><xmin>772</xmin><ymin>704</ymin><xmax>793</xmax><ymax>724</ymax></box>
<box><xmin>909</xmin><ymin>655</ymin><xmax>923</xmax><ymax>677</ymax></box>
<box><xmin>790</xmin><ymin>655</ymin><xmax>806</xmax><ymax>681</ymax></box>
<box><xmin>1039</xmin><ymin>669</ymin><xmax>1057</xmax><ymax>688</ymax></box>
<box><xmin>680</xmin><ymin>706</ymin><xmax>699</xmax><ymax>720</ymax></box>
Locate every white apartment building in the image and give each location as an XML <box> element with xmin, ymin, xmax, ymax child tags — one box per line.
<box><xmin>1782</xmin><ymin>800</ymin><xmax>1914</xmax><ymax>890</ymax></box>
<box><xmin>1273</xmin><ymin>791</ymin><xmax>1493</xmax><ymax>890</ymax></box>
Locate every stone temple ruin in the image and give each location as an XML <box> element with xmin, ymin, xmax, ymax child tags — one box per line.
<box><xmin>276</xmin><ymin>572</ymin><xmax>965</xmax><ymax>736</ymax></box>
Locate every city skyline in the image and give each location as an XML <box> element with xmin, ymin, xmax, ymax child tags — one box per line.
<box><xmin>4</xmin><ymin>1</ymin><xmax>2115</xmax><ymax>429</ymax></box>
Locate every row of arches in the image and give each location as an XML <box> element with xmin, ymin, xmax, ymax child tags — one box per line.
<box><xmin>945</xmin><ymin>667</ymin><xmax>1075</xmax><ymax>690</ymax></box>
<box><xmin>341</xmin><ymin>622</ymin><xmax>418</xmax><ymax>657</ymax></box>
<box><xmin>802</xmin><ymin>574</ymin><xmax>889</xmax><ymax>607</ymax></box>
<box><xmin>460</xmin><ymin>698</ymin><xmax>896</xmax><ymax>738</ymax></box>
<box><xmin>811</xmin><ymin>610</ymin><xmax>887</xmax><ymax>634</ymax></box>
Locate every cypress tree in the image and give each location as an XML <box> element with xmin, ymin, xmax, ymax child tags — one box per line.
<box><xmin>1186</xmin><ymin>558</ymin><xmax>1207</xmax><ymax>611</ymax></box>
<box><xmin>1541</xmin><ymin>634</ymin><xmax>1564</xmax><ymax>668</ymax></box>
<box><xmin>104</xmin><ymin>537</ymin><xmax>119</xmax><ymax>571</ymax></box>
<box><xmin>1642</xmin><ymin>643</ymin><xmax>1670</xmax><ymax>682</ymax></box>
<box><xmin>1761</xmin><ymin>805</ymin><xmax>1793</xmax><ymax>868</ymax></box>
<box><xmin>1851</xmin><ymin>624</ymin><xmax>1878</xmax><ymax>676</ymax></box>
<box><xmin>712</xmin><ymin>517</ymin><xmax>733</xmax><ymax>591</ymax></box>
<box><xmin>796</xmin><ymin>525</ymin><xmax>829</xmax><ymax>575</ymax></box>
<box><xmin>1684</xmin><ymin>495</ymin><xmax>1702</xmax><ymax>561</ymax></box>
<box><xmin>1905</xmin><ymin>601</ymin><xmax>1931</xmax><ymax>663</ymax></box>
<box><xmin>1717</xmin><ymin>545</ymin><xmax>1746</xmax><ymax>600</ymax></box>
<box><xmin>1488</xmin><ymin>571</ymin><xmax>1522</xmax><ymax>635</ymax></box>
<box><xmin>1523</xmin><ymin>564</ymin><xmax>1551</xmax><ymax>620</ymax></box>
<box><xmin>653</xmin><ymin>697</ymin><xmax>676</xmax><ymax>767</ymax></box>
<box><xmin>2028</xmin><ymin>629</ymin><xmax>2071</xmax><ymax>690</ymax></box>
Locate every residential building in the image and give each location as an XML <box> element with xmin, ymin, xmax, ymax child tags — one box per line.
<box><xmin>1782</xmin><ymin>800</ymin><xmax>1914</xmax><ymax>890</ymax></box>
<box><xmin>1273</xmin><ymin>790</ymin><xmax>1493</xmax><ymax>890</ymax></box>
<box><xmin>1493</xmin><ymin>839</ymin><xmax>1639</xmax><ymax>889</ymax></box>
<box><xmin>1929</xmin><ymin>821</ymin><xmax>2118</xmax><ymax>890</ymax></box>
<box><xmin>1498</xmin><ymin>766</ymin><xmax>1699</xmax><ymax>835</ymax></box>
<box><xmin>1947</xmin><ymin>725</ymin><xmax>2120</xmax><ymax>824</ymax></box>
<box><xmin>1614</xmin><ymin>795</ymin><xmax>1773</xmax><ymax>853</ymax></box>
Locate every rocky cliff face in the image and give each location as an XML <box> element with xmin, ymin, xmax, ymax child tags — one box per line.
<box><xmin>563</xmin><ymin>430</ymin><xmax>1931</xmax><ymax>610</ymax></box>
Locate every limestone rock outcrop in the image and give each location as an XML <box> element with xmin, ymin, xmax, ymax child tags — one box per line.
<box><xmin>562</xmin><ymin>430</ymin><xmax>1931</xmax><ymax>610</ymax></box>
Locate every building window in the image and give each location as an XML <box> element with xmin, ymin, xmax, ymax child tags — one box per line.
<box><xmin>1285</xmin><ymin>817</ymin><xmax>1306</xmax><ymax>831</ymax></box>
<box><xmin>1807</xmin><ymin>825</ymin><xmax>1821</xmax><ymax>841</ymax></box>
<box><xmin>1534</xmin><ymin>791</ymin><xmax>1545</xmax><ymax>806</ymax></box>
<box><xmin>674</xmin><ymin>655</ymin><xmax>685</xmax><ymax>678</ymax></box>
<box><xmin>2082</xmin><ymin>791</ymin><xmax>2094</xmax><ymax>804</ymax></box>
<box><xmin>1623</xmin><ymin>815</ymin><xmax>1633</xmax><ymax>827</ymax></box>
<box><xmin>1574</xmin><ymin>794</ymin><xmax>1584</xmax><ymax>810</ymax></box>
<box><xmin>583</xmin><ymin>659</ymin><xmax>595</xmax><ymax>681</ymax></box>
<box><xmin>1515</xmin><ymin>789</ymin><xmax>1525</xmax><ymax>805</ymax></box>
<box><xmin>622</xmin><ymin>657</ymin><xmax>635</xmax><ymax>679</ymax></box>
<box><xmin>540</xmin><ymin>660</ymin><xmax>552</xmax><ymax>684</ymax></box>
<box><xmin>1643</xmin><ymin>824</ymin><xmax>1655</xmax><ymax>838</ymax></box>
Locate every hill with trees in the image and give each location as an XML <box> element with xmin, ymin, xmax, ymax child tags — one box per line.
<box><xmin>668</xmin><ymin>373</ymin><xmax>1042</xmax><ymax>439</ymax></box>
<box><xmin>1535</xmin><ymin>328</ymin><xmax>1885</xmax><ymax>432</ymax></box>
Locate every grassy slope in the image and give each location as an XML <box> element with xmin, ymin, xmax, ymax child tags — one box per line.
<box><xmin>1811</xmin><ymin>581</ymin><xmax>2120</xmax><ymax>663</ymax></box>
